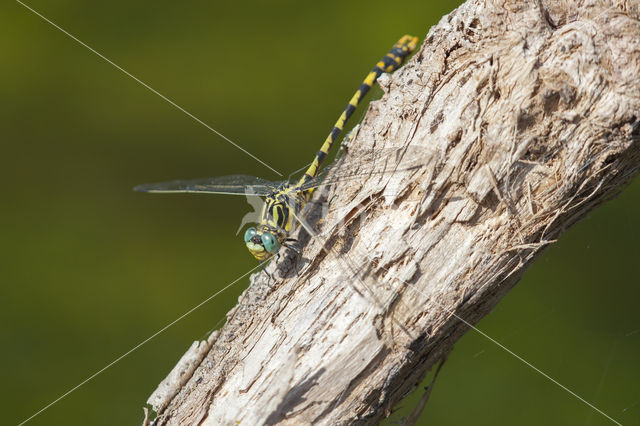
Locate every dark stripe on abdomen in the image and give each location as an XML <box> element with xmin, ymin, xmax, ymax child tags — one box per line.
<box><xmin>344</xmin><ymin>103</ymin><xmax>356</xmax><ymax>120</ymax></box>
<box><xmin>381</xmin><ymin>55</ymin><xmax>396</xmax><ymax>68</ymax></box>
<box><xmin>316</xmin><ymin>150</ymin><xmax>327</xmax><ymax>164</ymax></box>
<box><xmin>390</xmin><ymin>46</ymin><xmax>406</xmax><ymax>57</ymax></box>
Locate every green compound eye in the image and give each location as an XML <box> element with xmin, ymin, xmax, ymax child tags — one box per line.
<box><xmin>244</xmin><ymin>227</ymin><xmax>257</xmax><ymax>243</ymax></box>
<box><xmin>261</xmin><ymin>232</ymin><xmax>280</xmax><ymax>253</ymax></box>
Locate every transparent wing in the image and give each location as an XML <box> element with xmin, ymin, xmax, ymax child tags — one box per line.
<box><xmin>133</xmin><ymin>174</ymin><xmax>283</xmax><ymax>196</ymax></box>
<box><xmin>297</xmin><ymin>145</ymin><xmax>437</xmax><ymax>193</ymax></box>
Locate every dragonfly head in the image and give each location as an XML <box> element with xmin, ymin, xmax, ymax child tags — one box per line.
<box><xmin>244</xmin><ymin>226</ymin><xmax>281</xmax><ymax>260</ymax></box>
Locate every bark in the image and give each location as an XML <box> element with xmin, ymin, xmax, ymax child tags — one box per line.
<box><xmin>145</xmin><ymin>0</ymin><xmax>640</xmax><ymax>424</ymax></box>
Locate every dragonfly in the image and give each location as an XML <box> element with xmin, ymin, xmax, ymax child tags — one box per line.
<box><xmin>135</xmin><ymin>35</ymin><xmax>419</xmax><ymax>261</ymax></box>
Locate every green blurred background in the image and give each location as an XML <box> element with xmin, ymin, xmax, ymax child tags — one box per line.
<box><xmin>3</xmin><ymin>1</ymin><xmax>638</xmax><ymax>425</ymax></box>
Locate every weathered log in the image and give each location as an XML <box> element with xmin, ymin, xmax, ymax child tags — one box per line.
<box><xmin>145</xmin><ymin>0</ymin><xmax>640</xmax><ymax>424</ymax></box>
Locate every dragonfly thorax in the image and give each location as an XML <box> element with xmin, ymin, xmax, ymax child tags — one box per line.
<box><xmin>262</xmin><ymin>190</ymin><xmax>304</xmax><ymax>232</ymax></box>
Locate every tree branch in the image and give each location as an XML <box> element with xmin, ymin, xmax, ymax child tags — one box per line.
<box><xmin>145</xmin><ymin>0</ymin><xmax>640</xmax><ymax>424</ymax></box>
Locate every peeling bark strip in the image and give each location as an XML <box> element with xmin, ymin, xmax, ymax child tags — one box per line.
<box><xmin>147</xmin><ymin>1</ymin><xmax>640</xmax><ymax>424</ymax></box>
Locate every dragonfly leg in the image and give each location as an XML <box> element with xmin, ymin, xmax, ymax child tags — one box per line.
<box><xmin>281</xmin><ymin>238</ymin><xmax>304</xmax><ymax>273</ymax></box>
<box><xmin>283</xmin><ymin>238</ymin><xmax>301</xmax><ymax>255</ymax></box>
<box><xmin>261</xmin><ymin>261</ymin><xmax>275</xmax><ymax>282</ymax></box>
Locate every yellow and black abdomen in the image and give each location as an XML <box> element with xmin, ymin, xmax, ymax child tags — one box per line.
<box><xmin>296</xmin><ymin>35</ymin><xmax>418</xmax><ymax>195</ymax></box>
